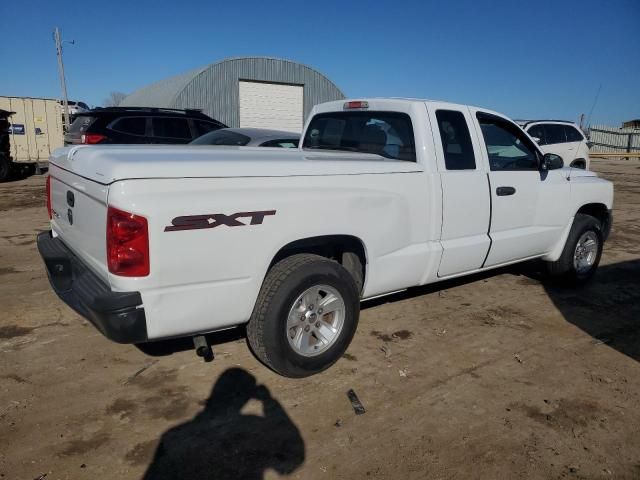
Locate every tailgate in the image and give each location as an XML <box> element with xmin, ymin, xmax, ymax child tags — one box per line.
<box><xmin>49</xmin><ymin>162</ymin><xmax>109</xmax><ymax>284</ymax></box>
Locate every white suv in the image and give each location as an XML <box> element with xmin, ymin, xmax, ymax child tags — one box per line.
<box><xmin>518</xmin><ymin>120</ymin><xmax>590</xmax><ymax>169</ymax></box>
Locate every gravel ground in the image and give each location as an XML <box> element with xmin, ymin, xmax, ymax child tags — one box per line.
<box><xmin>1</xmin><ymin>159</ymin><xmax>639</xmax><ymax>480</ymax></box>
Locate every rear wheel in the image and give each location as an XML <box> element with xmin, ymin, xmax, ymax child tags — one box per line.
<box><xmin>247</xmin><ymin>254</ymin><xmax>360</xmax><ymax>377</ymax></box>
<box><xmin>545</xmin><ymin>213</ymin><xmax>603</xmax><ymax>285</ymax></box>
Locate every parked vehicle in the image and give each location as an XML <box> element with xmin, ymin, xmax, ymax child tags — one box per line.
<box><xmin>64</xmin><ymin>107</ymin><xmax>227</xmax><ymax>145</ymax></box>
<box><xmin>191</xmin><ymin>127</ymin><xmax>299</xmax><ymax>148</ymax></box>
<box><xmin>38</xmin><ymin>98</ymin><xmax>613</xmax><ymax>377</ymax></box>
<box><xmin>0</xmin><ymin>109</ymin><xmax>11</xmax><ymax>181</ymax></box>
<box><xmin>57</xmin><ymin>100</ymin><xmax>90</xmax><ymax>117</ymax></box>
<box><xmin>518</xmin><ymin>120</ymin><xmax>591</xmax><ymax>169</ymax></box>
<box><xmin>0</xmin><ymin>96</ymin><xmax>64</xmax><ymax>181</ymax></box>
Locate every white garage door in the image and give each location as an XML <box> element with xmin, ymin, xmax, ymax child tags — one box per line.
<box><xmin>239</xmin><ymin>81</ymin><xmax>304</xmax><ymax>133</ymax></box>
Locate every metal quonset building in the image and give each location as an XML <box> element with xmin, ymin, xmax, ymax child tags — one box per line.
<box><xmin>120</xmin><ymin>57</ymin><xmax>345</xmax><ymax>133</ymax></box>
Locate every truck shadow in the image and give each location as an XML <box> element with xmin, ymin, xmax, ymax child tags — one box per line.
<box><xmin>138</xmin><ymin>260</ymin><xmax>640</xmax><ymax>364</ymax></box>
<box><xmin>135</xmin><ymin>327</ymin><xmax>246</xmax><ymax>358</ymax></box>
<box><xmin>364</xmin><ymin>259</ymin><xmax>640</xmax><ymax>363</ymax></box>
<box><xmin>540</xmin><ymin>259</ymin><xmax>640</xmax><ymax>362</ymax></box>
<box><xmin>142</xmin><ymin>367</ymin><xmax>305</xmax><ymax>480</ymax></box>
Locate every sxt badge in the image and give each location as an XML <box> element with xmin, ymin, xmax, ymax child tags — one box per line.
<box><xmin>165</xmin><ymin>210</ymin><xmax>276</xmax><ymax>232</ymax></box>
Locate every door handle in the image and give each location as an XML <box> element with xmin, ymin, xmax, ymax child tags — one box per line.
<box><xmin>496</xmin><ymin>186</ymin><xmax>516</xmax><ymax>196</ymax></box>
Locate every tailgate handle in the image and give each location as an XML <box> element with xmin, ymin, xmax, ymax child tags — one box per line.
<box><xmin>66</xmin><ymin>190</ymin><xmax>75</xmax><ymax>207</ymax></box>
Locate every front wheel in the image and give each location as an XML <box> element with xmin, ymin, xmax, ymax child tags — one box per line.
<box><xmin>247</xmin><ymin>254</ymin><xmax>360</xmax><ymax>377</ymax></box>
<box><xmin>544</xmin><ymin>213</ymin><xmax>603</xmax><ymax>285</ymax></box>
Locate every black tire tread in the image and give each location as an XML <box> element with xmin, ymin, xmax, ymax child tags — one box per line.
<box><xmin>0</xmin><ymin>155</ymin><xmax>11</xmax><ymax>182</ymax></box>
<box><xmin>247</xmin><ymin>253</ymin><xmax>332</xmax><ymax>373</ymax></box>
<box><xmin>545</xmin><ymin>213</ymin><xmax>603</xmax><ymax>284</ymax></box>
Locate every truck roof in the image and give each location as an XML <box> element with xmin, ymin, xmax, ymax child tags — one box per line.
<box><xmin>313</xmin><ymin>97</ymin><xmax>498</xmax><ymax>116</ymax></box>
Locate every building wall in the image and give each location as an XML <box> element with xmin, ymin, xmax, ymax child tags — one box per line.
<box><xmin>121</xmin><ymin>57</ymin><xmax>345</xmax><ymax>128</ymax></box>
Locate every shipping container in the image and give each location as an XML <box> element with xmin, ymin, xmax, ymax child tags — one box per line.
<box><xmin>0</xmin><ymin>96</ymin><xmax>63</xmax><ymax>180</ymax></box>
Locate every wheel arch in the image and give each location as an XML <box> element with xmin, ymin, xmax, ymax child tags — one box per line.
<box><xmin>575</xmin><ymin>202</ymin><xmax>611</xmax><ymax>240</ymax></box>
<box><xmin>570</xmin><ymin>158</ymin><xmax>586</xmax><ymax>169</ymax></box>
<box><xmin>268</xmin><ymin>234</ymin><xmax>368</xmax><ymax>294</ymax></box>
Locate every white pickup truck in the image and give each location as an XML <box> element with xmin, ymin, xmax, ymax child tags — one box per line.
<box><xmin>38</xmin><ymin>98</ymin><xmax>613</xmax><ymax>377</ymax></box>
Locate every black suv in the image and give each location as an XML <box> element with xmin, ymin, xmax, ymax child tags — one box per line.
<box><xmin>65</xmin><ymin>107</ymin><xmax>226</xmax><ymax>145</ymax></box>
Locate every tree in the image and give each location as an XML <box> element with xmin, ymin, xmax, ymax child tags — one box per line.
<box><xmin>103</xmin><ymin>91</ymin><xmax>127</xmax><ymax>107</ymax></box>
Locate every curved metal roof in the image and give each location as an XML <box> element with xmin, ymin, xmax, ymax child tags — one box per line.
<box><xmin>120</xmin><ymin>65</ymin><xmax>208</xmax><ymax>109</ymax></box>
<box><xmin>119</xmin><ymin>57</ymin><xmax>344</xmax><ymax>127</ymax></box>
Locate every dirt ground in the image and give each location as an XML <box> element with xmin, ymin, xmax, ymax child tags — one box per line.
<box><xmin>1</xmin><ymin>159</ymin><xmax>639</xmax><ymax>480</ymax></box>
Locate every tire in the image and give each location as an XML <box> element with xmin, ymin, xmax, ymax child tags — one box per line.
<box><xmin>545</xmin><ymin>213</ymin><xmax>603</xmax><ymax>285</ymax></box>
<box><xmin>247</xmin><ymin>254</ymin><xmax>360</xmax><ymax>377</ymax></box>
<box><xmin>342</xmin><ymin>250</ymin><xmax>364</xmax><ymax>294</ymax></box>
<box><xmin>11</xmin><ymin>163</ymin><xmax>36</xmax><ymax>179</ymax></box>
<box><xmin>23</xmin><ymin>163</ymin><xmax>36</xmax><ymax>178</ymax></box>
<box><xmin>0</xmin><ymin>155</ymin><xmax>11</xmax><ymax>182</ymax></box>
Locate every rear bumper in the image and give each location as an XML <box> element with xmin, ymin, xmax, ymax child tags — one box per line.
<box><xmin>37</xmin><ymin>231</ymin><xmax>147</xmax><ymax>343</ymax></box>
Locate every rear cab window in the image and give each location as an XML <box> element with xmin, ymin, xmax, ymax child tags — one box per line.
<box><xmin>302</xmin><ymin>111</ymin><xmax>416</xmax><ymax>161</ymax></box>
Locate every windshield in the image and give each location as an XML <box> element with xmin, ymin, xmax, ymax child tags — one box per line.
<box><xmin>190</xmin><ymin>129</ymin><xmax>251</xmax><ymax>146</ymax></box>
<box><xmin>302</xmin><ymin>111</ymin><xmax>416</xmax><ymax>161</ymax></box>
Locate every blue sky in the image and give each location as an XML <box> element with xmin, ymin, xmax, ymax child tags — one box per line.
<box><xmin>1</xmin><ymin>0</ymin><xmax>638</xmax><ymax>125</ymax></box>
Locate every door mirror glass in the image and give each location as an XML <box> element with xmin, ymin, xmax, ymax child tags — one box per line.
<box><xmin>542</xmin><ymin>153</ymin><xmax>564</xmax><ymax>170</ymax></box>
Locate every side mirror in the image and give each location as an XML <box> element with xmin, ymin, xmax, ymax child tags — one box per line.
<box><xmin>531</xmin><ymin>136</ymin><xmax>541</xmax><ymax>144</ymax></box>
<box><xmin>541</xmin><ymin>153</ymin><xmax>564</xmax><ymax>171</ymax></box>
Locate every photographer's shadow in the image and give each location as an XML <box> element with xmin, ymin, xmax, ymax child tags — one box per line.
<box><xmin>143</xmin><ymin>368</ymin><xmax>305</xmax><ymax>480</ymax></box>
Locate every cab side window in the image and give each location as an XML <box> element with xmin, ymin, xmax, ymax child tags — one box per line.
<box><xmin>564</xmin><ymin>126</ymin><xmax>584</xmax><ymax>142</ymax></box>
<box><xmin>477</xmin><ymin>114</ymin><xmax>539</xmax><ymax>171</ymax></box>
<box><xmin>435</xmin><ymin>110</ymin><xmax>476</xmax><ymax>170</ymax></box>
<box><xmin>526</xmin><ymin>124</ymin><xmax>546</xmax><ymax>145</ymax></box>
<box><xmin>544</xmin><ymin>124</ymin><xmax>566</xmax><ymax>145</ymax></box>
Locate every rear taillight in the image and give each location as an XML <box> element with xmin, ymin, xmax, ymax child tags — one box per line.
<box><xmin>106</xmin><ymin>206</ymin><xmax>149</xmax><ymax>277</ymax></box>
<box><xmin>46</xmin><ymin>175</ymin><xmax>52</xmax><ymax>219</ymax></box>
<box><xmin>81</xmin><ymin>133</ymin><xmax>107</xmax><ymax>144</ymax></box>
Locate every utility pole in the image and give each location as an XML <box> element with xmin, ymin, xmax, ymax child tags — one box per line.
<box><xmin>53</xmin><ymin>27</ymin><xmax>73</xmax><ymax>131</ymax></box>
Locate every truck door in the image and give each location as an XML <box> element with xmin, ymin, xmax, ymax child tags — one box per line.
<box><xmin>427</xmin><ymin>104</ymin><xmax>491</xmax><ymax>277</ymax></box>
<box><xmin>473</xmin><ymin>112</ymin><xmax>570</xmax><ymax>267</ymax></box>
